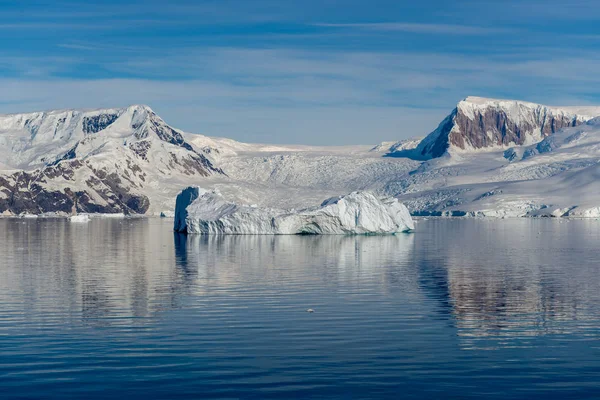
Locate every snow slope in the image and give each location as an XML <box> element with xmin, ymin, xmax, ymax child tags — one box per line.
<box><xmin>388</xmin><ymin>117</ymin><xmax>600</xmax><ymax>217</ymax></box>
<box><xmin>0</xmin><ymin>104</ymin><xmax>419</xmax><ymax>215</ymax></box>
<box><xmin>184</xmin><ymin>134</ymin><xmax>419</xmax><ymax>209</ymax></box>
<box><xmin>0</xmin><ymin>105</ymin><xmax>221</xmax><ymax>214</ymax></box>
<box><xmin>174</xmin><ymin>187</ymin><xmax>414</xmax><ymax>234</ymax></box>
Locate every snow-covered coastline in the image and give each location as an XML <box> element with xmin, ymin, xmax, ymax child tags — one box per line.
<box><xmin>3</xmin><ymin>97</ymin><xmax>600</xmax><ymax>220</ymax></box>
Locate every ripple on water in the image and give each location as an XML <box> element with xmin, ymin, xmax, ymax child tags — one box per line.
<box><xmin>2</xmin><ymin>218</ymin><xmax>600</xmax><ymax>398</ymax></box>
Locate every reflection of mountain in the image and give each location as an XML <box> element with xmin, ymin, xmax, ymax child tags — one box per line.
<box><xmin>7</xmin><ymin>216</ymin><xmax>596</xmax><ymax>348</ymax></box>
<box><xmin>413</xmin><ymin>219</ymin><xmax>600</xmax><ymax>348</ymax></box>
<box><xmin>0</xmin><ymin>219</ymin><xmax>195</xmax><ymax>325</ymax></box>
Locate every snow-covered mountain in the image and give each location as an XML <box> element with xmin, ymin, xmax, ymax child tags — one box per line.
<box><xmin>370</xmin><ymin>138</ymin><xmax>422</xmax><ymax>153</ymax></box>
<box><xmin>403</xmin><ymin>97</ymin><xmax>600</xmax><ymax>159</ymax></box>
<box><xmin>389</xmin><ymin>116</ymin><xmax>600</xmax><ymax>217</ymax></box>
<box><xmin>0</xmin><ymin>105</ymin><xmax>221</xmax><ymax>215</ymax></box>
<box><xmin>0</xmin><ymin>104</ymin><xmax>420</xmax><ymax>216</ymax></box>
<box><xmin>3</xmin><ymin>97</ymin><xmax>600</xmax><ymax>219</ymax></box>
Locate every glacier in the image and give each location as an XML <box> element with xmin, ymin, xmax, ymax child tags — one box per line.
<box><xmin>394</xmin><ymin>116</ymin><xmax>600</xmax><ymax>218</ymax></box>
<box><xmin>174</xmin><ymin>187</ymin><xmax>414</xmax><ymax>235</ymax></box>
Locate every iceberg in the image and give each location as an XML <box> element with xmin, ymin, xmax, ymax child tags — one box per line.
<box><xmin>174</xmin><ymin>187</ymin><xmax>414</xmax><ymax>235</ymax></box>
<box><xmin>69</xmin><ymin>214</ymin><xmax>91</xmax><ymax>223</ymax></box>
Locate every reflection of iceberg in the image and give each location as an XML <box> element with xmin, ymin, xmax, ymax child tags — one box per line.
<box><xmin>0</xmin><ymin>219</ymin><xmax>416</xmax><ymax>327</ymax></box>
<box><xmin>179</xmin><ymin>234</ymin><xmax>417</xmax><ymax>296</ymax></box>
<box><xmin>174</xmin><ymin>187</ymin><xmax>414</xmax><ymax>235</ymax></box>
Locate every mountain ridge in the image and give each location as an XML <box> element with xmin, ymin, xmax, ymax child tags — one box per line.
<box><xmin>3</xmin><ymin>97</ymin><xmax>600</xmax><ymax>218</ymax></box>
<box><xmin>405</xmin><ymin>97</ymin><xmax>600</xmax><ymax>160</ymax></box>
<box><xmin>0</xmin><ymin>104</ymin><xmax>223</xmax><ymax>215</ymax></box>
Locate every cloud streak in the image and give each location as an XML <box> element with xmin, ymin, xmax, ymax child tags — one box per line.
<box><xmin>3</xmin><ymin>0</ymin><xmax>600</xmax><ymax>144</ymax></box>
<box><xmin>2</xmin><ymin>46</ymin><xmax>600</xmax><ymax>144</ymax></box>
<box><xmin>313</xmin><ymin>22</ymin><xmax>515</xmax><ymax>35</ymax></box>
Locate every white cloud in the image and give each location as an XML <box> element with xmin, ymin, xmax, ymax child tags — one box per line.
<box><xmin>0</xmin><ymin>78</ymin><xmax>449</xmax><ymax>144</ymax></box>
<box><xmin>2</xmin><ymin>47</ymin><xmax>600</xmax><ymax>145</ymax></box>
<box><xmin>312</xmin><ymin>23</ymin><xmax>514</xmax><ymax>35</ymax></box>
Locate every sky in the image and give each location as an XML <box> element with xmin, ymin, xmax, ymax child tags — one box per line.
<box><xmin>1</xmin><ymin>0</ymin><xmax>600</xmax><ymax>145</ymax></box>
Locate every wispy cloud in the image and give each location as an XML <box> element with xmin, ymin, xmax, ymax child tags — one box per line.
<box><xmin>2</xmin><ymin>46</ymin><xmax>600</xmax><ymax>144</ymax></box>
<box><xmin>0</xmin><ymin>20</ymin><xmax>175</xmax><ymax>30</ymax></box>
<box><xmin>3</xmin><ymin>0</ymin><xmax>600</xmax><ymax>145</ymax></box>
<box><xmin>0</xmin><ymin>78</ymin><xmax>450</xmax><ymax>144</ymax></box>
<box><xmin>57</xmin><ymin>43</ymin><xmax>97</xmax><ymax>51</ymax></box>
<box><xmin>442</xmin><ymin>0</ymin><xmax>600</xmax><ymax>23</ymax></box>
<box><xmin>313</xmin><ymin>22</ymin><xmax>515</xmax><ymax>35</ymax></box>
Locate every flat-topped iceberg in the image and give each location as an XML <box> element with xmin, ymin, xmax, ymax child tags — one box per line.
<box><xmin>69</xmin><ymin>214</ymin><xmax>91</xmax><ymax>223</ymax></box>
<box><xmin>174</xmin><ymin>187</ymin><xmax>414</xmax><ymax>235</ymax></box>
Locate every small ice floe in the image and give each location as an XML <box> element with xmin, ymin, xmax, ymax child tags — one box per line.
<box><xmin>306</xmin><ymin>309</ymin><xmax>315</xmax><ymax>313</ymax></box>
<box><xmin>20</xmin><ymin>214</ymin><xmax>38</xmax><ymax>219</ymax></box>
<box><xmin>69</xmin><ymin>214</ymin><xmax>90</xmax><ymax>223</ymax></box>
<box><xmin>96</xmin><ymin>213</ymin><xmax>126</xmax><ymax>218</ymax></box>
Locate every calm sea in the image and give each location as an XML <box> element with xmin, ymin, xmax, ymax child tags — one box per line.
<box><xmin>1</xmin><ymin>218</ymin><xmax>600</xmax><ymax>399</ymax></box>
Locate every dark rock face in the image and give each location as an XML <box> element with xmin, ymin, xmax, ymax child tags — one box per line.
<box><xmin>448</xmin><ymin>108</ymin><xmax>579</xmax><ymax>151</ymax></box>
<box><xmin>49</xmin><ymin>144</ymin><xmax>78</xmax><ymax>166</ymax></box>
<box><xmin>416</xmin><ymin>103</ymin><xmax>585</xmax><ymax>159</ymax></box>
<box><xmin>82</xmin><ymin>113</ymin><xmax>120</xmax><ymax>134</ymax></box>
<box><xmin>133</xmin><ymin>110</ymin><xmax>222</xmax><ymax>175</ymax></box>
<box><xmin>175</xmin><ymin>152</ymin><xmax>223</xmax><ymax>176</ymax></box>
<box><xmin>0</xmin><ymin>160</ymin><xmax>150</xmax><ymax>215</ymax></box>
<box><xmin>0</xmin><ymin>173</ymin><xmax>72</xmax><ymax>214</ymax></box>
<box><xmin>145</xmin><ymin>110</ymin><xmax>196</xmax><ymax>151</ymax></box>
<box><xmin>129</xmin><ymin>140</ymin><xmax>151</xmax><ymax>161</ymax></box>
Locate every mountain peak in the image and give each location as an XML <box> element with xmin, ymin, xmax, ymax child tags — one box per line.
<box><xmin>0</xmin><ymin>103</ymin><xmax>222</xmax><ymax>215</ymax></box>
<box><xmin>0</xmin><ymin>104</ymin><xmax>219</xmax><ymax>173</ymax></box>
<box><xmin>411</xmin><ymin>98</ymin><xmax>600</xmax><ymax>159</ymax></box>
<box><xmin>463</xmin><ymin>96</ymin><xmax>510</xmax><ymax>105</ymax></box>
<box><xmin>125</xmin><ymin>104</ymin><xmax>155</xmax><ymax>113</ymax></box>
<box><xmin>0</xmin><ymin>104</ymin><xmax>155</xmax><ymax>119</ymax></box>
<box><xmin>461</xmin><ymin>96</ymin><xmax>540</xmax><ymax>106</ymax></box>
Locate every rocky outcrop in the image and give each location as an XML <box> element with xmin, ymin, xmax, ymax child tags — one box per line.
<box><xmin>0</xmin><ymin>160</ymin><xmax>150</xmax><ymax>215</ymax></box>
<box><xmin>174</xmin><ymin>187</ymin><xmax>414</xmax><ymax>235</ymax></box>
<box><xmin>412</xmin><ymin>97</ymin><xmax>600</xmax><ymax>159</ymax></box>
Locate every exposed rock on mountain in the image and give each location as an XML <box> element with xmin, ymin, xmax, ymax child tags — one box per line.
<box><xmin>389</xmin><ymin>116</ymin><xmax>600</xmax><ymax>218</ymax></box>
<box><xmin>409</xmin><ymin>97</ymin><xmax>600</xmax><ymax>159</ymax></box>
<box><xmin>0</xmin><ymin>105</ymin><xmax>222</xmax><ymax>215</ymax></box>
<box><xmin>4</xmin><ymin>97</ymin><xmax>600</xmax><ymax>219</ymax></box>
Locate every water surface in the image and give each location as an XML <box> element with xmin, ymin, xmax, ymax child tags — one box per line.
<box><xmin>1</xmin><ymin>218</ymin><xmax>600</xmax><ymax>399</ymax></box>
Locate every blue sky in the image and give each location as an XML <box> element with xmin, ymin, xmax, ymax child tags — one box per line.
<box><xmin>2</xmin><ymin>0</ymin><xmax>600</xmax><ymax>144</ymax></box>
